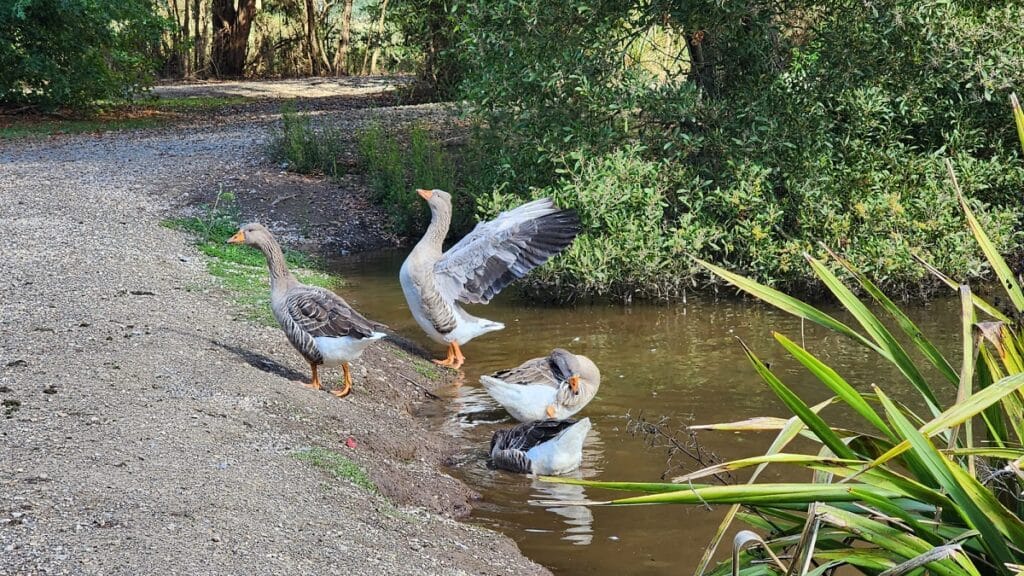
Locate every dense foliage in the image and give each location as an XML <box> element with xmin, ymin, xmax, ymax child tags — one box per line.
<box><xmin>455</xmin><ymin>1</ymin><xmax>1024</xmax><ymax>299</ymax></box>
<box><xmin>0</xmin><ymin>0</ymin><xmax>166</xmax><ymax>110</ymax></box>
<box><xmin>548</xmin><ymin>107</ymin><xmax>1024</xmax><ymax>574</ymax></box>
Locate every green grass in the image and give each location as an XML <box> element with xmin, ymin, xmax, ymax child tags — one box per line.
<box><xmin>0</xmin><ymin>116</ymin><xmax>167</xmax><ymax>139</ymax></box>
<box><xmin>267</xmin><ymin>104</ymin><xmax>346</xmax><ymax>178</ymax></box>
<box><xmin>162</xmin><ymin>191</ymin><xmax>339</xmax><ymax>326</ymax></box>
<box><xmin>0</xmin><ymin>96</ymin><xmax>251</xmax><ymax>140</ymax></box>
<box><xmin>291</xmin><ymin>447</ymin><xmax>376</xmax><ymax>493</ymax></box>
<box><xmin>392</xmin><ymin>348</ymin><xmax>442</xmax><ymax>381</ymax></box>
<box><xmin>413</xmin><ymin>360</ymin><xmax>441</xmax><ymax>381</ymax></box>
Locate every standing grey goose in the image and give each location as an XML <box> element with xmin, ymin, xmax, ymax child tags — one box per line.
<box><xmin>489</xmin><ymin>418</ymin><xmax>591</xmax><ymax>475</ymax></box>
<box><xmin>228</xmin><ymin>223</ymin><xmax>386</xmax><ymax>397</ymax></box>
<box><xmin>399</xmin><ymin>189</ymin><xmax>580</xmax><ymax>369</ymax></box>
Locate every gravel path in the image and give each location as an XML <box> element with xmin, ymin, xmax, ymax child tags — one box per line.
<box><xmin>0</xmin><ymin>79</ymin><xmax>546</xmax><ymax>575</ymax></box>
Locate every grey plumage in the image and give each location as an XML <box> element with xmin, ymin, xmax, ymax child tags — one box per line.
<box><xmin>401</xmin><ymin>190</ymin><xmax>580</xmax><ymax>359</ymax></box>
<box><xmin>434</xmin><ymin>199</ymin><xmax>581</xmax><ymax>305</ymax></box>
<box><xmin>275</xmin><ymin>286</ymin><xmax>382</xmax><ymax>366</ymax></box>
<box><xmin>232</xmin><ymin>222</ymin><xmax>385</xmax><ymax>368</ymax></box>
<box><xmin>489</xmin><ymin>419</ymin><xmax>579</xmax><ymax>474</ymax></box>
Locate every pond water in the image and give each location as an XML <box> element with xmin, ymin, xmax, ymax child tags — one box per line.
<box><xmin>329</xmin><ymin>250</ymin><xmax>961</xmax><ymax>575</ymax></box>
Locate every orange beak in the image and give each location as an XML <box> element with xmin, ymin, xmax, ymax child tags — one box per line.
<box><xmin>227</xmin><ymin>230</ymin><xmax>246</xmax><ymax>244</ymax></box>
<box><xmin>416</xmin><ymin>188</ymin><xmax>433</xmax><ymax>201</ymax></box>
<box><xmin>568</xmin><ymin>375</ymin><xmax>581</xmax><ymax>395</ymax></box>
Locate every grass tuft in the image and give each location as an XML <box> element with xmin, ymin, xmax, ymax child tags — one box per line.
<box><xmin>162</xmin><ymin>190</ymin><xmax>338</xmax><ymax>326</ymax></box>
<box><xmin>292</xmin><ymin>447</ymin><xmax>376</xmax><ymax>493</ymax></box>
<box><xmin>267</xmin><ymin>104</ymin><xmax>346</xmax><ymax>178</ymax></box>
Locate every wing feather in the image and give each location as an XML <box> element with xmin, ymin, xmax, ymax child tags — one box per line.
<box><xmin>284</xmin><ymin>286</ymin><xmax>381</xmax><ymax>339</ymax></box>
<box><xmin>434</xmin><ymin>198</ymin><xmax>580</xmax><ymax>305</ymax></box>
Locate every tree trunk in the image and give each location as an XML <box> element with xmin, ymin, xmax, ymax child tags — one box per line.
<box><xmin>211</xmin><ymin>0</ymin><xmax>257</xmax><ymax>77</ymax></box>
<box><xmin>192</xmin><ymin>0</ymin><xmax>202</xmax><ymax>74</ymax></box>
<box><xmin>685</xmin><ymin>30</ymin><xmax>716</xmax><ymax>97</ymax></box>
<box><xmin>181</xmin><ymin>0</ymin><xmax>191</xmax><ymax>76</ymax></box>
<box><xmin>369</xmin><ymin>0</ymin><xmax>389</xmax><ymax>75</ymax></box>
<box><xmin>333</xmin><ymin>0</ymin><xmax>353</xmax><ymax>75</ymax></box>
<box><xmin>304</xmin><ymin>0</ymin><xmax>318</xmax><ymax>75</ymax></box>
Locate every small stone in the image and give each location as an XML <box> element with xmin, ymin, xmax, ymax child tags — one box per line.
<box><xmin>211</xmin><ymin>535</ymin><xmax>221</xmax><ymax>542</ymax></box>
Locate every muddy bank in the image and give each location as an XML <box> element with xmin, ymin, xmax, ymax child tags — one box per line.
<box><xmin>0</xmin><ymin>78</ymin><xmax>547</xmax><ymax>575</ymax></box>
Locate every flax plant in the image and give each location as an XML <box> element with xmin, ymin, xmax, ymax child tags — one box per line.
<box><xmin>541</xmin><ymin>96</ymin><xmax>1024</xmax><ymax>576</ymax></box>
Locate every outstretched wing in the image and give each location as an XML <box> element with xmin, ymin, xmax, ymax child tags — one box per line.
<box><xmin>434</xmin><ymin>198</ymin><xmax>580</xmax><ymax>305</ymax></box>
<box><xmin>284</xmin><ymin>286</ymin><xmax>381</xmax><ymax>339</ymax></box>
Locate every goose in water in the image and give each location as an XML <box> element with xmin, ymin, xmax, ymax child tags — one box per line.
<box><xmin>399</xmin><ymin>189</ymin><xmax>580</xmax><ymax>369</ymax></box>
<box><xmin>489</xmin><ymin>418</ymin><xmax>591</xmax><ymax>475</ymax></box>
<box><xmin>228</xmin><ymin>223</ymin><xmax>386</xmax><ymax>397</ymax></box>
<box><xmin>480</xmin><ymin>349</ymin><xmax>600</xmax><ymax>421</ymax></box>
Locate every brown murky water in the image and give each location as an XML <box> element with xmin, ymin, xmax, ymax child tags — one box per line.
<box><xmin>330</xmin><ymin>250</ymin><xmax>961</xmax><ymax>575</ymax></box>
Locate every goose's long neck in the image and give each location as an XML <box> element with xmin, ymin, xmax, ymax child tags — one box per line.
<box><xmin>415</xmin><ymin>205</ymin><xmax>451</xmax><ymax>257</ymax></box>
<box><xmin>257</xmin><ymin>237</ymin><xmax>297</xmax><ymax>294</ymax></box>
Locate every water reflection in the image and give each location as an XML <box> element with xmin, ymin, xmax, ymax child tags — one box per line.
<box><xmin>329</xmin><ymin>249</ymin><xmax>963</xmax><ymax>575</ymax></box>
<box><xmin>529</xmin><ymin>479</ymin><xmax>594</xmax><ymax>545</ymax></box>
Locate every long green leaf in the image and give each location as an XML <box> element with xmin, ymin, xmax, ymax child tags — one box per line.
<box><xmin>605</xmin><ymin>482</ymin><xmax>899</xmax><ymax>505</ymax></box>
<box><xmin>672</xmin><ymin>453</ymin><xmax>860</xmax><ymax>484</ymax></box>
<box><xmin>827</xmin><ymin>246</ymin><xmax>959</xmax><ymax>387</ymax></box>
<box><xmin>804</xmin><ymin>253</ymin><xmax>941</xmax><ymax>416</ymax></box>
<box><xmin>867</xmin><ymin>373</ymin><xmax>1024</xmax><ymax>468</ymax></box>
<box><xmin>947</xmin><ymin>158</ymin><xmax>1024</xmax><ymax>313</ymax></box>
<box><xmin>774</xmin><ymin>332</ymin><xmax>895</xmax><ymax>440</ymax></box>
<box><xmin>695</xmin><ymin>257</ymin><xmax>873</xmax><ymax>347</ymax></box>
<box><xmin>537</xmin><ymin>478</ymin><xmax>705</xmax><ymax>493</ymax></box>
<box><xmin>950</xmin><ymin>285</ymin><xmax>977</xmax><ymax>471</ymax></box>
<box><xmin>741</xmin><ymin>340</ymin><xmax>857</xmax><ymax>459</ymax></box>
<box><xmin>695</xmin><ymin>401</ymin><xmax>831</xmax><ymax>576</ymax></box>
<box><xmin>1012</xmin><ymin>93</ymin><xmax>1024</xmax><ymax>156</ymax></box>
<box><xmin>875</xmin><ymin>386</ymin><xmax>1017</xmax><ymax>572</ymax></box>
<box><xmin>912</xmin><ymin>253</ymin><xmax>1012</xmax><ymax>322</ymax></box>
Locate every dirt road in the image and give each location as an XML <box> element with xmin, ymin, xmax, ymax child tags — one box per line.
<box><xmin>0</xmin><ymin>78</ymin><xmax>546</xmax><ymax>575</ymax></box>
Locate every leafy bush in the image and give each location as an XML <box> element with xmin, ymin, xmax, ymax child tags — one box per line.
<box><xmin>268</xmin><ymin>105</ymin><xmax>346</xmax><ymax>178</ymax></box>
<box><xmin>456</xmin><ymin>0</ymin><xmax>1024</xmax><ymax>299</ymax></box>
<box><xmin>0</xmin><ymin>0</ymin><xmax>166</xmax><ymax>111</ymax></box>
<box><xmin>544</xmin><ymin>106</ymin><xmax>1024</xmax><ymax>576</ymax></box>
<box><xmin>357</xmin><ymin>121</ymin><xmax>470</xmax><ymax>237</ymax></box>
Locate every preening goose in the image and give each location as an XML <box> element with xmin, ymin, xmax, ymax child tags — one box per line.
<box><xmin>228</xmin><ymin>223</ymin><xmax>386</xmax><ymax>397</ymax></box>
<box><xmin>489</xmin><ymin>418</ymin><xmax>591</xmax><ymax>476</ymax></box>
<box><xmin>480</xmin><ymin>349</ymin><xmax>601</xmax><ymax>421</ymax></box>
<box><xmin>399</xmin><ymin>189</ymin><xmax>580</xmax><ymax>369</ymax></box>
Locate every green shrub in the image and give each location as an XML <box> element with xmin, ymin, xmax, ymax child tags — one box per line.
<box><xmin>356</xmin><ymin>121</ymin><xmax>469</xmax><ymax>237</ymax></box>
<box><xmin>455</xmin><ymin>0</ymin><xmax>1024</xmax><ymax>300</ymax></box>
<box><xmin>268</xmin><ymin>105</ymin><xmax>346</xmax><ymax>178</ymax></box>
<box><xmin>0</xmin><ymin>0</ymin><xmax>166</xmax><ymax>111</ymax></box>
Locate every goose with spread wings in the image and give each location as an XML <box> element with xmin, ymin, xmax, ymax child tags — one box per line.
<box><xmin>489</xmin><ymin>418</ymin><xmax>591</xmax><ymax>475</ymax></box>
<box><xmin>399</xmin><ymin>189</ymin><xmax>581</xmax><ymax>369</ymax></box>
<box><xmin>228</xmin><ymin>223</ymin><xmax>386</xmax><ymax>397</ymax></box>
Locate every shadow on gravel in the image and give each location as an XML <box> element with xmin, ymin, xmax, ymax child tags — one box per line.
<box><xmin>210</xmin><ymin>339</ymin><xmax>308</xmax><ymax>382</ymax></box>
